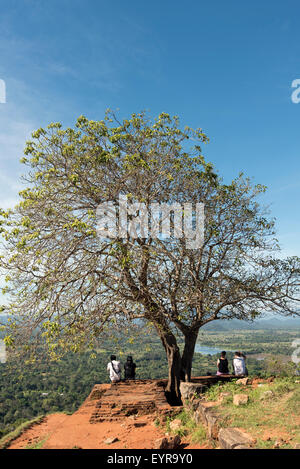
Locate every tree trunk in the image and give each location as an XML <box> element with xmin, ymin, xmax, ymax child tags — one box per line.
<box><xmin>153</xmin><ymin>322</ymin><xmax>182</xmax><ymax>404</ymax></box>
<box><xmin>180</xmin><ymin>329</ymin><xmax>199</xmax><ymax>382</ymax></box>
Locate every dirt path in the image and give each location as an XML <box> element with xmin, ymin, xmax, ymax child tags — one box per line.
<box><xmin>8</xmin><ymin>413</ymin><xmax>209</xmax><ymax>449</ymax></box>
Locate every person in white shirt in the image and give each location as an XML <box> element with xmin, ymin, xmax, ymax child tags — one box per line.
<box><xmin>232</xmin><ymin>351</ymin><xmax>246</xmax><ymax>376</ymax></box>
<box><xmin>107</xmin><ymin>354</ymin><xmax>121</xmax><ymax>384</ymax></box>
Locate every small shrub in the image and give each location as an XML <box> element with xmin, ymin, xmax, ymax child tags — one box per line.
<box><xmin>205</xmin><ymin>380</ymin><xmax>241</xmax><ymax>401</ymax></box>
<box><xmin>26</xmin><ymin>437</ymin><xmax>48</xmax><ymax>449</ymax></box>
<box><xmin>165</xmin><ymin>416</ymin><xmax>171</xmax><ymax>433</ymax></box>
<box><xmin>167</xmin><ymin>409</ymin><xmax>207</xmax><ymax>444</ymax></box>
<box><xmin>272</xmin><ymin>378</ymin><xmax>295</xmax><ymax>396</ymax></box>
<box><xmin>256</xmin><ymin>439</ymin><xmax>275</xmax><ymax>449</ymax></box>
<box><xmin>0</xmin><ymin>416</ymin><xmax>44</xmax><ymax>449</ymax></box>
<box><xmin>286</xmin><ymin>386</ymin><xmax>300</xmax><ymax>414</ymax></box>
<box><xmin>191</xmin><ymin>426</ymin><xmax>206</xmax><ymax>444</ymax></box>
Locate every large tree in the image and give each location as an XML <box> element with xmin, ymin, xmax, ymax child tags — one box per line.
<box><xmin>0</xmin><ymin>111</ymin><xmax>299</xmax><ymax>399</ymax></box>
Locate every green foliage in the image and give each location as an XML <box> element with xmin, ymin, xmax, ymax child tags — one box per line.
<box><xmin>25</xmin><ymin>436</ymin><xmax>49</xmax><ymax>449</ymax></box>
<box><xmin>0</xmin><ymin>416</ymin><xmax>44</xmax><ymax>449</ymax></box>
<box><xmin>205</xmin><ymin>380</ymin><xmax>240</xmax><ymax>401</ymax></box>
<box><xmin>169</xmin><ymin>409</ymin><xmax>207</xmax><ymax>443</ymax></box>
<box><xmin>266</xmin><ymin>358</ymin><xmax>298</xmax><ymax>377</ymax></box>
<box><xmin>256</xmin><ymin>439</ymin><xmax>276</xmax><ymax>449</ymax></box>
<box><xmin>286</xmin><ymin>386</ymin><xmax>300</xmax><ymax>415</ymax></box>
<box><xmin>272</xmin><ymin>377</ymin><xmax>297</xmax><ymax>396</ymax></box>
<box><xmin>154</xmin><ymin>418</ymin><xmax>160</xmax><ymax>427</ymax></box>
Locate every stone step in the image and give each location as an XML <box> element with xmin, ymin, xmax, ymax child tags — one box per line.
<box><xmin>85</xmin><ymin>381</ymin><xmax>173</xmax><ymax>423</ymax></box>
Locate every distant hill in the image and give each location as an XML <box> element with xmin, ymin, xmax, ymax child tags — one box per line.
<box><xmin>1</xmin><ymin>313</ymin><xmax>300</xmax><ymax>332</ymax></box>
<box><xmin>202</xmin><ymin>317</ymin><xmax>300</xmax><ymax>331</ymax></box>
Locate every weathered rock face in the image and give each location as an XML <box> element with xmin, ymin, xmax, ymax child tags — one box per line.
<box><xmin>218</xmin><ymin>428</ymin><xmax>255</xmax><ymax>449</ymax></box>
<box><xmin>154</xmin><ymin>435</ymin><xmax>181</xmax><ymax>450</ymax></box>
<box><xmin>233</xmin><ymin>394</ymin><xmax>249</xmax><ymax>406</ymax></box>
<box><xmin>169</xmin><ymin>419</ymin><xmax>182</xmax><ymax>432</ymax></box>
<box><xmin>104</xmin><ymin>437</ymin><xmax>119</xmax><ymax>445</ymax></box>
<box><xmin>190</xmin><ymin>400</ymin><xmax>220</xmax><ymax>439</ymax></box>
<box><xmin>194</xmin><ymin>409</ymin><xmax>202</xmax><ymax>426</ymax></box>
<box><xmin>189</xmin><ymin>398</ymin><xmax>203</xmax><ymax>411</ymax></box>
<box><xmin>179</xmin><ymin>382</ymin><xmax>206</xmax><ymax>400</ymax></box>
<box><xmin>236</xmin><ymin>378</ymin><xmax>251</xmax><ymax>386</ymax></box>
<box><xmin>205</xmin><ymin>410</ymin><xmax>219</xmax><ymax>439</ymax></box>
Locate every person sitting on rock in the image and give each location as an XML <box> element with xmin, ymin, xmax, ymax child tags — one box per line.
<box><xmin>107</xmin><ymin>354</ymin><xmax>121</xmax><ymax>384</ymax></box>
<box><xmin>124</xmin><ymin>355</ymin><xmax>136</xmax><ymax>380</ymax></box>
<box><xmin>216</xmin><ymin>351</ymin><xmax>230</xmax><ymax>375</ymax></box>
<box><xmin>239</xmin><ymin>351</ymin><xmax>248</xmax><ymax>376</ymax></box>
<box><xmin>232</xmin><ymin>351</ymin><xmax>246</xmax><ymax>376</ymax></box>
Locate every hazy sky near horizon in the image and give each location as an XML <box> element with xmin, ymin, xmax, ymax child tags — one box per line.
<box><xmin>0</xmin><ymin>0</ymin><xmax>300</xmax><ymax>268</ymax></box>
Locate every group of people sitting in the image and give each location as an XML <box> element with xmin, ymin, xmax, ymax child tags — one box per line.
<box><xmin>217</xmin><ymin>350</ymin><xmax>248</xmax><ymax>376</ymax></box>
<box><xmin>107</xmin><ymin>354</ymin><xmax>136</xmax><ymax>384</ymax></box>
<box><xmin>107</xmin><ymin>350</ymin><xmax>247</xmax><ymax>384</ymax></box>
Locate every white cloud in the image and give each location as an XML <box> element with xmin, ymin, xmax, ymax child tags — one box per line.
<box><xmin>0</xmin><ymin>115</ymin><xmax>33</xmax><ymax>163</ymax></box>
<box><xmin>0</xmin><ymin>96</ymin><xmax>36</xmax><ymax>212</ymax></box>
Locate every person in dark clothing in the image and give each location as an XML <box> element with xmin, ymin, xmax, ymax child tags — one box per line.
<box><xmin>124</xmin><ymin>356</ymin><xmax>136</xmax><ymax>380</ymax></box>
<box><xmin>216</xmin><ymin>351</ymin><xmax>230</xmax><ymax>375</ymax></box>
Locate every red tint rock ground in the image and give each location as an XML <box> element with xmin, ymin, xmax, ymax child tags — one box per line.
<box><xmin>8</xmin><ymin>380</ymin><xmax>211</xmax><ymax>449</ymax></box>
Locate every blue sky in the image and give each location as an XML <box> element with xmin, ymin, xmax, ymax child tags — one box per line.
<box><xmin>0</xmin><ymin>0</ymin><xmax>300</xmax><ymax>261</ymax></box>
